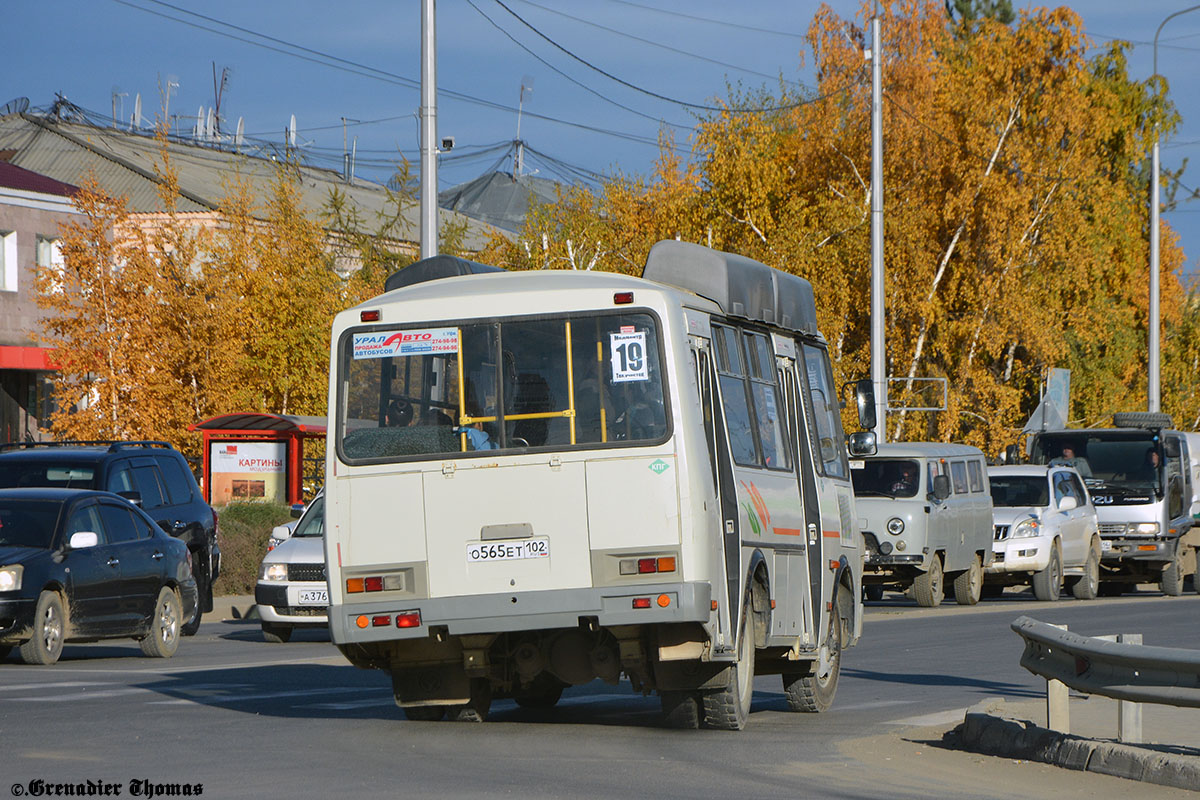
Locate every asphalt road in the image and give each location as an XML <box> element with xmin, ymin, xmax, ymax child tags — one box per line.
<box><xmin>2</xmin><ymin>587</ymin><xmax>1197</xmax><ymax>800</ymax></box>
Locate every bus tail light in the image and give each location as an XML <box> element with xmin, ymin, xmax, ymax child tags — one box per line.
<box><xmin>632</xmin><ymin>597</ymin><xmax>651</xmax><ymax>609</ymax></box>
<box><xmin>360</xmin><ymin>309</ymin><xmax>381</xmax><ymax>322</ymax></box>
<box><xmin>396</xmin><ymin>611</ymin><xmax>422</xmax><ymax>628</ymax></box>
<box><xmin>371</xmin><ymin>615</ymin><xmax>391</xmax><ymax>627</ymax></box>
<box><xmin>619</xmin><ymin>556</ymin><xmax>677</xmax><ymax>576</ymax></box>
<box><xmin>613</xmin><ymin>291</ymin><xmax>634</xmax><ymax>305</ymax></box>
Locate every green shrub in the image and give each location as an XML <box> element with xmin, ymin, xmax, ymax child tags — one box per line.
<box><xmin>213</xmin><ymin>502</ymin><xmax>294</xmax><ymax>596</ymax></box>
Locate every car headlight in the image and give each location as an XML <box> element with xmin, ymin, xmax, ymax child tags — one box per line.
<box><xmin>259</xmin><ymin>563</ymin><xmax>288</xmax><ymax>582</ymax></box>
<box><xmin>0</xmin><ymin>565</ymin><xmax>22</xmax><ymax>592</ymax></box>
<box><xmin>1012</xmin><ymin>518</ymin><xmax>1041</xmax><ymax>538</ymax></box>
<box><xmin>1131</xmin><ymin>522</ymin><xmax>1159</xmax><ymax>535</ymax></box>
<box><xmin>886</xmin><ymin>517</ymin><xmax>905</xmax><ymax>535</ymax></box>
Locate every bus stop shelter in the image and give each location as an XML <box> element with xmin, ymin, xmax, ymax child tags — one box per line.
<box><xmin>189</xmin><ymin>413</ymin><xmax>326</xmax><ymax>506</ymax></box>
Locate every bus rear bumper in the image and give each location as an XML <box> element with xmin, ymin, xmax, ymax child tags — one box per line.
<box><xmin>329</xmin><ymin>581</ymin><xmax>712</xmax><ymax>645</ymax></box>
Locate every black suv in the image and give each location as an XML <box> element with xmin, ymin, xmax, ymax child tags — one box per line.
<box><xmin>0</xmin><ymin>441</ymin><xmax>219</xmax><ymax>635</ymax></box>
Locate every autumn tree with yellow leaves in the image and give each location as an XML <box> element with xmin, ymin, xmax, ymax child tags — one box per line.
<box><xmin>482</xmin><ymin>0</ymin><xmax>1196</xmax><ymax>452</ymax></box>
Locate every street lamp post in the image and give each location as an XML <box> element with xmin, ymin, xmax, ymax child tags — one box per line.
<box><xmin>1148</xmin><ymin>5</ymin><xmax>1200</xmax><ymax>413</ymax></box>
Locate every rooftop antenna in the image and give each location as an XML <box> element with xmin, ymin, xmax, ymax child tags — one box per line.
<box><xmin>515</xmin><ymin>75</ymin><xmax>533</xmax><ymax>179</ymax></box>
<box><xmin>111</xmin><ymin>86</ymin><xmax>127</xmax><ymax>128</ymax></box>
<box><xmin>160</xmin><ymin>74</ymin><xmax>179</xmax><ymax>132</ymax></box>
<box><xmin>211</xmin><ymin>63</ymin><xmax>230</xmax><ymax>136</ymax></box>
<box><xmin>131</xmin><ymin>93</ymin><xmax>142</xmax><ymax>131</ymax></box>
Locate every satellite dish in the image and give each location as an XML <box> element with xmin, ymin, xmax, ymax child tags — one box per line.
<box><xmin>194</xmin><ymin>105</ymin><xmax>204</xmax><ymax>139</ymax></box>
<box><xmin>206</xmin><ymin>107</ymin><xmax>215</xmax><ymax>140</ymax></box>
<box><xmin>132</xmin><ymin>93</ymin><xmax>142</xmax><ymax>130</ymax></box>
<box><xmin>288</xmin><ymin>114</ymin><xmax>297</xmax><ymax>147</ymax></box>
<box><xmin>235</xmin><ymin>117</ymin><xmax>244</xmax><ymax>149</ymax></box>
<box><xmin>1</xmin><ymin>97</ymin><xmax>30</xmax><ymax>117</ymax></box>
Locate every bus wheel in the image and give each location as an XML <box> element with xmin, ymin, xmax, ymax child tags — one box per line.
<box><xmin>912</xmin><ymin>556</ymin><xmax>944</xmax><ymax>607</ymax></box>
<box><xmin>782</xmin><ymin>590</ymin><xmax>843</xmax><ymax>713</ymax></box>
<box><xmin>953</xmin><ymin>555</ymin><xmax>983</xmax><ymax>606</ymax></box>
<box><xmin>1160</xmin><ymin>550</ymin><xmax>1184</xmax><ymax>596</ymax></box>
<box><xmin>447</xmin><ymin>679</ymin><xmax>492</xmax><ymax>722</ymax></box>
<box><xmin>660</xmin><ymin>691</ymin><xmax>701</xmax><ymax>729</ymax></box>
<box><xmin>863</xmin><ymin>584</ymin><xmax>884</xmax><ymax>602</ymax></box>
<box><xmin>514</xmin><ymin>675</ymin><xmax>565</xmax><ymax>709</ymax></box>
<box><xmin>702</xmin><ymin>596</ymin><xmax>755</xmax><ymax>730</ymax></box>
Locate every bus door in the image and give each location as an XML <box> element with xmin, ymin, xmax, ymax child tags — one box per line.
<box><xmin>781</xmin><ymin>364</ymin><xmax>817</xmax><ymax>648</ymax></box>
<box><xmin>695</xmin><ymin>338</ymin><xmax>739</xmax><ymax>653</ymax></box>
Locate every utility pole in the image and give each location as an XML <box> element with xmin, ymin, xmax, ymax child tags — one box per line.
<box><xmin>420</xmin><ymin>0</ymin><xmax>438</xmax><ymax>259</ymax></box>
<box><xmin>869</xmin><ymin>16</ymin><xmax>887</xmax><ymax>442</ymax></box>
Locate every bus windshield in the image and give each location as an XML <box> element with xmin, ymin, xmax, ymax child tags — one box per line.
<box><xmin>339</xmin><ymin>311</ymin><xmax>668</xmax><ymax>461</ymax></box>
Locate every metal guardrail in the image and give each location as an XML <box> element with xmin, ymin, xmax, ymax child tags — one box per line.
<box><xmin>1011</xmin><ymin>615</ymin><xmax>1200</xmax><ymax>709</ymax></box>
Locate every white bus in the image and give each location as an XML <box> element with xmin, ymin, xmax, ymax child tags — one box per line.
<box><xmin>323</xmin><ymin>240</ymin><xmax>874</xmax><ymax>729</ymax></box>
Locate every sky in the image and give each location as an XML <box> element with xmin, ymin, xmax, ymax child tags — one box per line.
<box><xmin>5</xmin><ymin>0</ymin><xmax>1200</xmax><ymax>274</ymax></box>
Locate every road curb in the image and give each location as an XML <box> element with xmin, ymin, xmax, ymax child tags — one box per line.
<box><xmin>950</xmin><ymin>697</ymin><xmax>1200</xmax><ymax>792</ymax></box>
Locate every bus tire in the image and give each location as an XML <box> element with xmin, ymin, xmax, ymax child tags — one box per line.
<box><xmin>660</xmin><ymin>691</ymin><xmax>701</xmax><ymax>729</ymax></box>
<box><xmin>1111</xmin><ymin>411</ymin><xmax>1173</xmax><ymax>430</ymax></box>
<box><xmin>514</xmin><ymin>675</ymin><xmax>565</xmax><ymax>709</ymax></box>
<box><xmin>448</xmin><ymin>678</ymin><xmax>491</xmax><ymax>722</ymax></box>
<box><xmin>863</xmin><ymin>584</ymin><xmax>884</xmax><ymax>602</ymax></box>
<box><xmin>912</xmin><ymin>555</ymin><xmax>944</xmax><ymax>607</ymax></box>
<box><xmin>953</xmin><ymin>555</ymin><xmax>983</xmax><ymax>606</ymax></box>
<box><xmin>702</xmin><ymin>595</ymin><xmax>755</xmax><ymax>730</ymax></box>
<box><xmin>1032</xmin><ymin>542</ymin><xmax>1063</xmax><ymax>601</ymax></box>
<box><xmin>782</xmin><ymin>588</ymin><xmax>843</xmax><ymax>713</ymax></box>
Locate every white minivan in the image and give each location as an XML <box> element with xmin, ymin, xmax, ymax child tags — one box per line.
<box><xmin>985</xmin><ymin>465</ymin><xmax>1100</xmax><ymax>601</ymax></box>
<box><xmin>852</xmin><ymin>443</ymin><xmax>994</xmax><ymax>607</ymax></box>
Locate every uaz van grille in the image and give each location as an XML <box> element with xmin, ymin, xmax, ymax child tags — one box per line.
<box><xmin>993</xmin><ymin>524</ymin><xmax>1010</xmax><ymax>541</ymax></box>
<box><xmin>287</xmin><ymin>563</ymin><xmax>326</xmax><ymax>582</ymax></box>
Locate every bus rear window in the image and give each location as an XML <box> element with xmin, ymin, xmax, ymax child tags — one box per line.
<box><xmin>339</xmin><ymin>312</ymin><xmax>668</xmax><ymax>461</ymax></box>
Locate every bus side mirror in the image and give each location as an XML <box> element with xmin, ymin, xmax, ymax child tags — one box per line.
<box><xmin>1164</xmin><ymin>439</ymin><xmax>1181</xmax><ymax>459</ymax></box>
<box><xmin>931</xmin><ymin>474</ymin><xmax>951</xmax><ymax>501</ymax></box>
<box><xmin>847</xmin><ymin>431</ymin><xmax>877</xmax><ymax>457</ymax></box>
<box><xmin>853</xmin><ymin>379</ymin><xmax>876</xmax><ymax>431</ymax></box>
<box><xmin>1004</xmin><ymin>444</ymin><xmax>1020</xmax><ymax>465</ymax></box>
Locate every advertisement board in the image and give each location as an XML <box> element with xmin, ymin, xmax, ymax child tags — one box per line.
<box><xmin>208</xmin><ymin>440</ymin><xmax>287</xmax><ymax>505</ymax></box>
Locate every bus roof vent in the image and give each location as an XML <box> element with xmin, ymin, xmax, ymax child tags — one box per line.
<box><xmin>641</xmin><ymin>240</ymin><xmax>817</xmax><ymax>335</ymax></box>
<box><xmin>384</xmin><ymin>254</ymin><xmax>505</xmax><ymax>293</ymax></box>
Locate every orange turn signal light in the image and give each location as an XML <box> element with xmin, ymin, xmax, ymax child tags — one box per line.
<box><xmin>656</xmin><ymin>594</ymin><xmax>671</xmax><ymax>608</ymax></box>
<box><xmin>347</xmin><ymin>578</ymin><xmax>365</xmax><ymax>593</ymax></box>
<box><xmin>355</xmin><ymin>615</ymin><xmax>369</xmax><ymax>629</ymax></box>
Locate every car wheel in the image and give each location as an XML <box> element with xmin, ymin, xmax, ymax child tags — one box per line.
<box><xmin>953</xmin><ymin>555</ymin><xmax>983</xmax><ymax>606</ymax></box>
<box><xmin>261</xmin><ymin>623</ymin><xmax>293</xmax><ymax>644</ymax></box>
<box><xmin>140</xmin><ymin>587</ymin><xmax>183</xmax><ymax>658</ymax></box>
<box><xmin>703</xmin><ymin>590</ymin><xmax>756</xmax><ymax>729</ymax></box>
<box><xmin>1032</xmin><ymin>542</ymin><xmax>1063</xmax><ymax>601</ymax></box>
<box><xmin>912</xmin><ymin>555</ymin><xmax>944</xmax><ymax>607</ymax></box>
<box><xmin>1071</xmin><ymin>539</ymin><xmax>1100</xmax><ymax>600</ymax></box>
<box><xmin>20</xmin><ymin>591</ymin><xmax>67</xmax><ymax>665</ymax></box>
<box><xmin>181</xmin><ymin>555</ymin><xmax>208</xmax><ymax>637</ymax></box>
<box><xmin>1160</xmin><ymin>549</ymin><xmax>1184</xmax><ymax>597</ymax></box>
<box><xmin>782</xmin><ymin>587</ymin><xmax>844</xmax><ymax>713</ymax></box>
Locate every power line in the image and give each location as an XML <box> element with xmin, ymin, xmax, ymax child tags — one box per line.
<box><xmin>488</xmin><ymin>0</ymin><xmax>838</xmax><ymax>114</ymax></box>
<box><xmin>108</xmin><ymin>0</ymin><xmax>686</xmax><ymax>154</ymax></box>
<box><xmin>599</xmin><ymin>0</ymin><xmax>807</xmax><ymax>40</ymax></box>
<box><xmin>510</xmin><ymin>0</ymin><xmax>810</xmax><ymax>89</ymax></box>
<box><xmin>465</xmin><ymin>0</ymin><xmax>694</xmax><ymax>135</ymax></box>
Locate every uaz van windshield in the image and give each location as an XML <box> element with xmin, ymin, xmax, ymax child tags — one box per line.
<box><xmin>338</xmin><ymin>311</ymin><xmax>668</xmax><ymax>461</ymax></box>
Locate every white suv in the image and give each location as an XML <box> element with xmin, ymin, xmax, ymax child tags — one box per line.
<box><xmin>255</xmin><ymin>491</ymin><xmax>327</xmax><ymax>642</ymax></box>
<box><xmin>985</xmin><ymin>465</ymin><xmax>1101</xmax><ymax>601</ymax></box>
